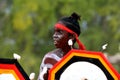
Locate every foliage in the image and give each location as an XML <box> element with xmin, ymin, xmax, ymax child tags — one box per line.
<box><xmin>0</xmin><ymin>0</ymin><xmax>120</xmax><ymax>79</ymax></box>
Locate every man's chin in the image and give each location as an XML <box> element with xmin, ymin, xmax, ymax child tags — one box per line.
<box><xmin>54</xmin><ymin>45</ymin><xmax>60</xmax><ymax>48</ymax></box>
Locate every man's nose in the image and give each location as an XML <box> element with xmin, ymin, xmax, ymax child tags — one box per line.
<box><xmin>53</xmin><ymin>32</ymin><xmax>57</xmax><ymax>39</ymax></box>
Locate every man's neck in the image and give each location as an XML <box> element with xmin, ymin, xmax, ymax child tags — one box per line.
<box><xmin>61</xmin><ymin>46</ymin><xmax>71</xmax><ymax>56</ymax></box>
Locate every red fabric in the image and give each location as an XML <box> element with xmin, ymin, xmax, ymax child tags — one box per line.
<box><xmin>55</xmin><ymin>23</ymin><xmax>86</xmax><ymax>50</ymax></box>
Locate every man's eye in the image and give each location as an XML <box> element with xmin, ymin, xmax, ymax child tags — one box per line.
<box><xmin>57</xmin><ymin>30</ymin><xmax>63</xmax><ymax>33</ymax></box>
<box><xmin>59</xmin><ymin>30</ymin><xmax>63</xmax><ymax>33</ymax></box>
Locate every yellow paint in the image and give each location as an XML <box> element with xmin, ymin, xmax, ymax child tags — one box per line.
<box><xmin>0</xmin><ymin>69</ymin><xmax>20</xmax><ymax>80</ymax></box>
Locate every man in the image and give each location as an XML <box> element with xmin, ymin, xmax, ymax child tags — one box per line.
<box><xmin>38</xmin><ymin>12</ymin><xmax>85</xmax><ymax>80</ymax></box>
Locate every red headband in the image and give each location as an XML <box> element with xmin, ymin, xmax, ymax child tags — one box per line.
<box><xmin>55</xmin><ymin>23</ymin><xmax>86</xmax><ymax>50</ymax></box>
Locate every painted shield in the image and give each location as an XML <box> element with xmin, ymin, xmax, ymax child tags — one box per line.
<box><xmin>49</xmin><ymin>49</ymin><xmax>120</xmax><ymax>80</ymax></box>
<box><xmin>0</xmin><ymin>58</ymin><xmax>30</xmax><ymax>80</ymax></box>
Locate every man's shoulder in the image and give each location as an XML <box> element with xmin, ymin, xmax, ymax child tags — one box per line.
<box><xmin>46</xmin><ymin>49</ymin><xmax>59</xmax><ymax>55</ymax></box>
<box><xmin>43</xmin><ymin>49</ymin><xmax>61</xmax><ymax>61</ymax></box>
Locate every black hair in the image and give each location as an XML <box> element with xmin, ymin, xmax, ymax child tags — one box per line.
<box><xmin>59</xmin><ymin>12</ymin><xmax>81</xmax><ymax>36</ymax></box>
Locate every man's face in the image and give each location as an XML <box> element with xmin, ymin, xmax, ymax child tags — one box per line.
<box><xmin>53</xmin><ymin>28</ymin><xmax>70</xmax><ymax>48</ymax></box>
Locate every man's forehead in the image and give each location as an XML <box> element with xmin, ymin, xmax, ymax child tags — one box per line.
<box><xmin>54</xmin><ymin>27</ymin><xmax>65</xmax><ymax>31</ymax></box>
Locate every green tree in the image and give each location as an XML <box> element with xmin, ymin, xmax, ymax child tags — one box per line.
<box><xmin>0</xmin><ymin>0</ymin><xmax>119</xmax><ymax>79</ymax></box>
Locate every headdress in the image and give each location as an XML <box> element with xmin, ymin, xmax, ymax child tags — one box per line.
<box><xmin>55</xmin><ymin>12</ymin><xmax>86</xmax><ymax>50</ymax></box>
